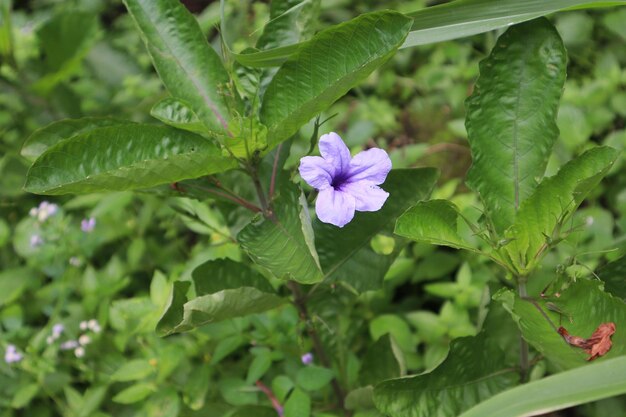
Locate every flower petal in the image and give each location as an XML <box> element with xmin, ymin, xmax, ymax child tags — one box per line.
<box><xmin>316</xmin><ymin>188</ymin><xmax>356</xmax><ymax>227</ymax></box>
<box><xmin>319</xmin><ymin>132</ymin><xmax>351</xmax><ymax>176</ymax></box>
<box><xmin>299</xmin><ymin>156</ymin><xmax>333</xmax><ymax>190</ymax></box>
<box><xmin>346</xmin><ymin>148</ymin><xmax>392</xmax><ymax>185</ymax></box>
<box><xmin>341</xmin><ymin>181</ymin><xmax>389</xmax><ymax>212</ymax></box>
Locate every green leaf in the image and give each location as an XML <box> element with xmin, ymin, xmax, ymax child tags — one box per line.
<box><xmin>360</xmin><ymin>335</ymin><xmax>405</xmax><ymax>386</ymax></box>
<box><xmin>112</xmin><ymin>383</ymin><xmax>155</xmax><ymax>404</ymax></box>
<box><xmin>296</xmin><ymin>366</ymin><xmax>335</xmax><ymax>391</ymax></box>
<box><xmin>123</xmin><ymin>0</ymin><xmax>232</xmax><ymax>136</ymax></box>
<box><xmin>598</xmin><ymin>256</ymin><xmax>626</xmax><ymax>299</ymax></box>
<box><xmin>495</xmin><ymin>279</ymin><xmax>626</xmax><ymax>370</ymax></box>
<box><xmin>156</xmin><ymin>259</ymin><xmax>285</xmax><ymax>336</ymax></box>
<box><xmin>459</xmin><ymin>356</ymin><xmax>626</xmax><ymax>417</ymax></box>
<box><xmin>21</xmin><ymin>118</ymin><xmax>132</xmax><ymax>162</ymax></box>
<box><xmin>284</xmin><ymin>388</ymin><xmax>311</xmax><ymax>417</ymax></box>
<box><xmin>11</xmin><ymin>383</ymin><xmax>39</xmax><ymax>409</ymax></box>
<box><xmin>111</xmin><ymin>359</ymin><xmax>155</xmax><ymax>382</ymax></box>
<box><xmin>34</xmin><ymin>12</ymin><xmax>99</xmax><ymax>93</ymax></box>
<box><xmin>395</xmin><ymin>200</ymin><xmax>476</xmax><ymax>252</ymax></box>
<box><xmin>373</xmin><ymin>305</ymin><xmax>519</xmax><ymax>417</ymax></box>
<box><xmin>183</xmin><ymin>364</ymin><xmax>211</xmax><ymax>410</ymax></box>
<box><xmin>260</xmin><ymin>10</ymin><xmax>412</xmax><ymax>148</ymax></box>
<box><xmin>24</xmin><ymin>124</ymin><xmax>236</xmax><ymax>195</ymax></box>
<box><xmin>150</xmin><ymin>98</ymin><xmax>206</xmax><ymax>135</ymax></box>
<box><xmin>315</xmin><ymin>168</ymin><xmax>438</xmax><ymax>292</ymax></box>
<box><xmin>465</xmin><ymin>18</ymin><xmax>567</xmax><ymax>235</ymax></box>
<box><xmin>256</xmin><ymin>0</ymin><xmax>320</xmax><ymax>51</ymax></box>
<box><xmin>238</xmin><ymin>182</ymin><xmax>323</xmax><ymax>284</ymax></box>
<box><xmin>504</xmin><ymin>147</ymin><xmax>619</xmax><ymax>272</ymax></box>
<box><xmin>231</xmin><ymin>406</ymin><xmax>278</xmax><ymax>417</ymax></box>
<box><xmin>246</xmin><ymin>348</ymin><xmax>273</xmax><ymax>384</ymax></box>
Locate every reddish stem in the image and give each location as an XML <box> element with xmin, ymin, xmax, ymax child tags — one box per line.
<box><xmin>256</xmin><ymin>381</ymin><xmax>283</xmax><ymax>416</ymax></box>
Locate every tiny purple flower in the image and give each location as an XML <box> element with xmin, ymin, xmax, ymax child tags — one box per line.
<box><xmin>4</xmin><ymin>344</ymin><xmax>23</xmax><ymax>364</ymax></box>
<box><xmin>60</xmin><ymin>340</ymin><xmax>79</xmax><ymax>350</ymax></box>
<box><xmin>52</xmin><ymin>324</ymin><xmax>64</xmax><ymax>338</ymax></box>
<box><xmin>301</xmin><ymin>352</ymin><xmax>314</xmax><ymax>365</ymax></box>
<box><xmin>80</xmin><ymin>217</ymin><xmax>96</xmax><ymax>233</ymax></box>
<box><xmin>299</xmin><ymin>132</ymin><xmax>392</xmax><ymax>227</ymax></box>
<box><xmin>30</xmin><ymin>234</ymin><xmax>43</xmax><ymax>248</ymax></box>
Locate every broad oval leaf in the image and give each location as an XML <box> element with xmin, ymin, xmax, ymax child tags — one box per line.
<box><xmin>21</xmin><ymin>117</ymin><xmax>133</xmax><ymax>162</ymax></box>
<box><xmin>256</xmin><ymin>0</ymin><xmax>320</xmax><ymax>51</ymax></box>
<box><xmin>458</xmin><ymin>356</ymin><xmax>626</xmax><ymax>417</ymax></box>
<box><xmin>465</xmin><ymin>18</ymin><xmax>567</xmax><ymax>235</ymax></box>
<box><xmin>495</xmin><ymin>279</ymin><xmax>626</xmax><ymax>370</ymax></box>
<box><xmin>395</xmin><ymin>199</ymin><xmax>477</xmax><ymax>252</ymax></box>
<box><xmin>238</xmin><ymin>182</ymin><xmax>323</xmax><ymax>284</ymax></box>
<box><xmin>157</xmin><ymin>259</ymin><xmax>285</xmax><ymax>336</ymax></box>
<box><xmin>260</xmin><ymin>10</ymin><xmax>412</xmax><ymax>148</ymax></box>
<box><xmin>150</xmin><ymin>98</ymin><xmax>206</xmax><ymax>135</ymax></box>
<box><xmin>315</xmin><ymin>168</ymin><xmax>438</xmax><ymax>292</ymax></box>
<box><xmin>373</xmin><ymin>305</ymin><xmax>519</xmax><ymax>417</ymax></box>
<box><xmin>24</xmin><ymin>124</ymin><xmax>236</xmax><ymax>195</ymax></box>
<box><xmin>504</xmin><ymin>146</ymin><xmax>619</xmax><ymax>272</ymax></box>
<box><xmin>123</xmin><ymin>0</ymin><xmax>232</xmax><ymax>136</ymax></box>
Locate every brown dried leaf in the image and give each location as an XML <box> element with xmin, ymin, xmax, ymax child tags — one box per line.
<box><xmin>558</xmin><ymin>322</ymin><xmax>616</xmax><ymax>361</ymax></box>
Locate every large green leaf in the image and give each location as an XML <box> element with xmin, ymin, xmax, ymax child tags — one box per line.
<box><xmin>314</xmin><ymin>168</ymin><xmax>438</xmax><ymax>292</ymax></box>
<box><xmin>256</xmin><ymin>0</ymin><xmax>319</xmax><ymax>51</ymax></box>
<box><xmin>150</xmin><ymin>98</ymin><xmax>206</xmax><ymax>135</ymax></box>
<box><xmin>260</xmin><ymin>10</ymin><xmax>412</xmax><ymax>148</ymax></box>
<box><xmin>465</xmin><ymin>18</ymin><xmax>567</xmax><ymax>235</ymax></box>
<box><xmin>458</xmin><ymin>356</ymin><xmax>626</xmax><ymax>417</ymax></box>
<box><xmin>21</xmin><ymin>117</ymin><xmax>133</xmax><ymax>162</ymax></box>
<box><xmin>373</xmin><ymin>305</ymin><xmax>519</xmax><ymax>417</ymax></box>
<box><xmin>157</xmin><ymin>259</ymin><xmax>285</xmax><ymax>336</ymax></box>
<box><xmin>598</xmin><ymin>256</ymin><xmax>626</xmax><ymax>299</ymax></box>
<box><xmin>395</xmin><ymin>200</ymin><xmax>477</xmax><ymax>252</ymax></box>
<box><xmin>123</xmin><ymin>0</ymin><xmax>232</xmax><ymax>136</ymax></box>
<box><xmin>24</xmin><ymin>124</ymin><xmax>236</xmax><ymax>195</ymax></box>
<box><xmin>238</xmin><ymin>182</ymin><xmax>323</xmax><ymax>284</ymax></box>
<box><xmin>359</xmin><ymin>335</ymin><xmax>405</xmax><ymax>386</ymax></box>
<box><xmin>504</xmin><ymin>147</ymin><xmax>619</xmax><ymax>272</ymax></box>
<box><xmin>232</xmin><ymin>1</ymin><xmax>626</xmax><ymax>68</ymax></box>
<box><xmin>495</xmin><ymin>279</ymin><xmax>626</xmax><ymax>370</ymax></box>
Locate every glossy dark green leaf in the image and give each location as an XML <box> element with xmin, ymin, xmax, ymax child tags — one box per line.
<box><xmin>495</xmin><ymin>279</ymin><xmax>626</xmax><ymax>370</ymax></box>
<box><xmin>150</xmin><ymin>98</ymin><xmax>206</xmax><ymax>135</ymax></box>
<box><xmin>21</xmin><ymin>117</ymin><xmax>133</xmax><ymax>162</ymax></box>
<box><xmin>315</xmin><ymin>168</ymin><xmax>438</xmax><ymax>292</ymax></box>
<box><xmin>157</xmin><ymin>259</ymin><xmax>285</xmax><ymax>336</ymax></box>
<box><xmin>459</xmin><ymin>356</ymin><xmax>626</xmax><ymax>417</ymax></box>
<box><xmin>256</xmin><ymin>0</ymin><xmax>320</xmax><ymax>51</ymax></box>
<box><xmin>238</xmin><ymin>182</ymin><xmax>323</xmax><ymax>284</ymax></box>
<box><xmin>465</xmin><ymin>18</ymin><xmax>567</xmax><ymax>235</ymax></box>
<box><xmin>373</xmin><ymin>305</ymin><xmax>519</xmax><ymax>417</ymax></box>
<box><xmin>34</xmin><ymin>11</ymin><xmax>99</xmax><ymax>93</ymax></box>
<box><xmin>598</xmin><ymin>256</ymin><xmax>626</xmax><ymax>299</ymax></box>
<box><xmin>260</xmin><ymin>10</ymin><xmax>412</xmax><ymax>148</ymax></box>
<box><xmin>395</xmin><ymin>200</ymin><xmax>477</xmax><ymax>252</ymax></box>
<box><xmin>360</xmin><ymin>335</ymin><xmax>405</xmax><ymax>386</ymax></box>
<box><xmin>123</xmin><ymin>0</ymin><xmax>232</xmax><ymax>136</ymax></box>
<box><xmin>504</xmin><ymin>147</ymin><xmax>618</xmax><ymax>273</ymax></box>
<box><xmin>24</xmin><ymin>124</ymin><xmax>236</xmax><ymax>195</ymax></box>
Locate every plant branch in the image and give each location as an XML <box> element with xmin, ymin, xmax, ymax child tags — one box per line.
<box><xmin>181</xmin><ymin>182</ymin><xmax>262</xmax><ymax>213</ymax></box>
<box><xmin>518</xmin><ymin>277</ymin><xmax>529</xmax><ymax>383</ymax></box>
<box><xmin>256</xmin><ymin>381</ymin><xmax>284</xmax><ymax>417</ymax></box>
<box><xmin>287</xmin><ymin>281</ymin><xmax>348</xmax><ymax>415</ymax></box>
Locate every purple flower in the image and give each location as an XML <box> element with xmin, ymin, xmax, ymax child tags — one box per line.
<box><xmin>4</xmin><ymin>344</ymin><xmax>22</xmax><ymax>364</ymax></box>
<box><xmin>60</xmin><ymin>340</ymin><xmax>79</xmax><ymax>350</ymax></box>
<box><xmin>52</xmin><ymin>324</ymin><xmax>64</xmax><ymax>338</ymax></box>
<box><xmin>81</xmin><ymin>217</ymin><xmax>96</xmax><ymax>233</ymax></box>
<box><xmin>299</xmin><ymin>132</ymin><xmax>392</xmax><ymax>227</ymax></box>
<box><xmin>301</xmin><ymin>352</ymin><xmax>314</xmax><ymax>365</ymax></box>
<box><xmin>30</xmin><ymin>234</ymin><xmax>43</xmax><ymax>248</ymax></box>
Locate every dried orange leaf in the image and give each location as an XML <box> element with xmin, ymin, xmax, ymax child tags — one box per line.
<box><xmin>558</xmin><ymin>322</ymin><xmax>616</xmax><ymax>361</ymax></box>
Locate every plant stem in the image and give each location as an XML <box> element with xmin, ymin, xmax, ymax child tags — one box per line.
<box><xmin>287</xmin><ymin>281</ymin><xmax>348</xmax><ymax>415</ymax></box>
<box><xmin>518</xmin><ymin>277</ymin><xmax>529</xmax><ymax>382</ymax></box>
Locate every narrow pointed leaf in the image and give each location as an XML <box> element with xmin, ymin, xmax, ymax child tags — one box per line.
<box><xmin>157</xmin><ymin>259</ymin><xmax>285</xmax><ymax>336</ymax></box>
<box><xmin>123</xmin><ymin>0</ymin><xmax>232</xmax><ymax>135</ymax></box>
<box><xmin>315</xmin><ymin>168</ymin><xmax>438</xmax><ymax>292</ymax></box>
<box><xmin>260</xmin><ymin>10</ymin><xmax>412</xmax><ymax>148</ymax></box>
<box><xmin>24</xmin><ymin>124</ymin><xmax>236</xmax><ymax>195</ymax></box>
<box><xmin>495</xmin><ymin>279</ymin><xmax>626</xmax><ymax>370</ymax></box>
<box><xmin>395</xmin><ymin>199</ymin><xmax>477</xmax><ymax>252</ymax></box>
<box><xmin>21</xmin><ymin>117</ymin><xmax>133</xmax><ymax>162</ymax></box>
<box><xmin>504</xmin><ymin>147</ymin><xmax>618</xmax><ymax>271</ymax></box>
<box><xmin>465</xmin><ymin>18</ymin><xmax>567</xmax><ymax>234</ymax></box>
<box><xmin>458</xmin><ymin>356</ymin><xmax>626</xmax><ymax>417</ymax></box>
<box><xmin>238</xmin><ymin>182</ymin><xmax>323</xmax><ymax>284</ymax></box>
<box><xmin>150</xmin><ymin>98</ymin><xmax>206</xmax><ymax>135</ymax></box>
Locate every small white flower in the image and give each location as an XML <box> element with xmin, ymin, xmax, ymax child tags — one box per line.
<box><xmin>46</xmin><ymin>336</ymin><xmax>55</xmax><ymax>345</ymax></box>
<box><xmin>78</xmin><ymin>335</ymin><xmax>91</xmax><ymax>346</ymax></box>
<box><xmin>586</xmin><ymin>216</ymin><xmax>594</xmax><ymax>226</ymax></box>
<box><xmin>79</xmin><ymin>321</ymin><xmax>89</xmax><ymax>331</ymax></box>
<box><xmin>69</xmin><ymin>257</ymin><xmax>81</xmax><ymax>267</ymax></box>
<box><xmin>88</xmin><ymin>319</ymin><xmax>101</xmax><ymax>333</ymax></box>
<box><xmin>74</xmin><ymin>347</ymin><xmax>85</xmax><ymax>358</ymax></box>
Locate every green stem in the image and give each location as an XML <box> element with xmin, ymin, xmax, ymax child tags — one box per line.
<box><xmin>518</xmin><ymin>277</ymin><xmax>529</xmax><ymax>382</ymax></box>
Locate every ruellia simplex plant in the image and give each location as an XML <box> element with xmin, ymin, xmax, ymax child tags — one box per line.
<box><xmin>17</xmin><ymin>1</ymin><xmax>626</xmax><ymax>416</ymax></box>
